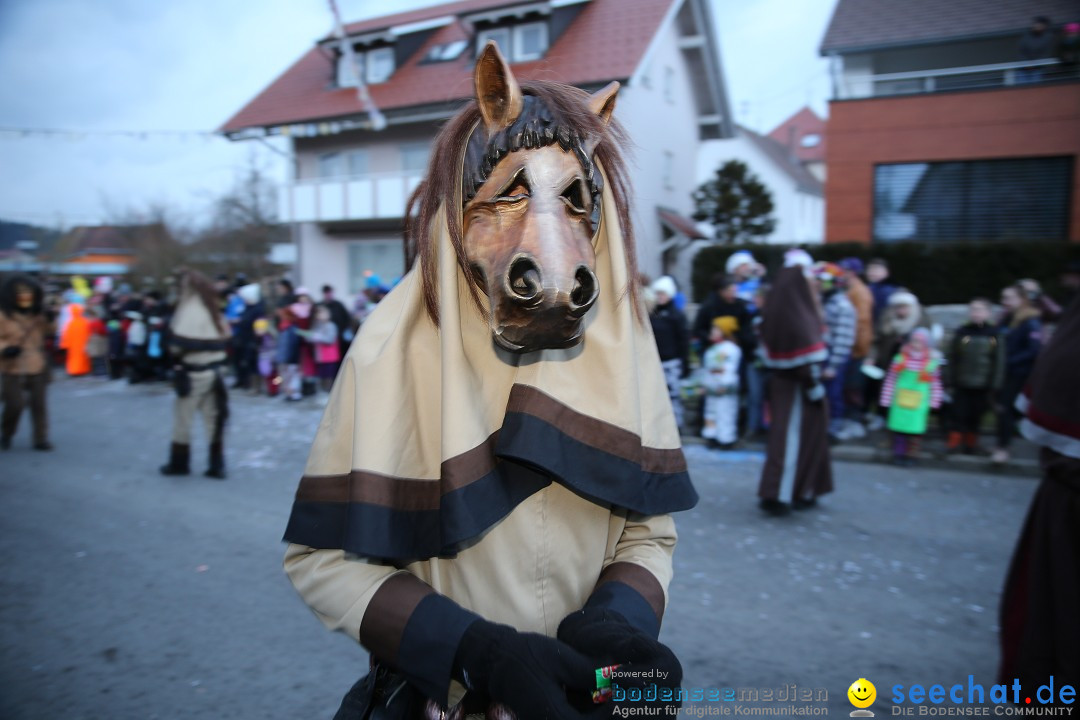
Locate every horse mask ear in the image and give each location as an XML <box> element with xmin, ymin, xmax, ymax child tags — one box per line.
<box><xmin>584</xmin><ymin>81</ymin><xmax>619</xmax><ymax>154</ymax></box>
<box><xmin>475</xmin><ymin>41</ymin><xmax>524</xmax><ymax>137</ymax></box>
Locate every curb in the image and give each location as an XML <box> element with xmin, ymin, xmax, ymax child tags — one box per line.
<box><xmin>681</xmin><ymin>435</ymin><xmax>1041</xmax><ymax>479</ymax></box>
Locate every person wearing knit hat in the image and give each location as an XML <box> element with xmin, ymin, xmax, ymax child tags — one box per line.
<box><xmin>726</xmin><ymin>251</ymin><xmax>765</xmax><ymax>312</ymax></box>
<box><xmin>701</xmin><ymin>316</ymin><xmax>742</xmax><ymax>450</ymax></box>
<box><xmin>649</xmin><ymin>276</ymin><xmax>690</xmax><ymax>431</ymax></box>
<box><xmin>784</xmin><ymin>248</ymin><xmax>814</xmax><ymax>269</ymax></box>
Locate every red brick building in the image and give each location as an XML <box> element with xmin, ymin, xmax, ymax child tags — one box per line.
<box><xmin>820</xmin><ymin>0</ymin><xmax>1080</xmax><ymax>244</ymax></box>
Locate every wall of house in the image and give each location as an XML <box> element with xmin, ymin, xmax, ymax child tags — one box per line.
<box><xmin>824</xmin><ymin>83</ymin><xmax>1080</xmax><ymax>243</ymax></box>
<box><xmin>293</xmin><ymin>123</ymin><xmax>439</xmax><ymax>180</ymax></box>
<box><xmin>697</xmin><ymin>134</ymin><xmax>825</xmax><ymax>244</ymax></box>
<box><xmin>295</xmin><ymin>223</ymin><xmax>407</xmax><ymax>302</ymax></box>
<box><xmin>616</xmin><ymin>16</ymin><xmax>702</xmax><ymax>283</ymax></box>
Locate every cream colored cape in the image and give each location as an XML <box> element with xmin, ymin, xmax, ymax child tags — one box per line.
<box><xmin>284</xmin><ymin>175</ymin><xmax>696</xmax><ymax>562</ymax></box>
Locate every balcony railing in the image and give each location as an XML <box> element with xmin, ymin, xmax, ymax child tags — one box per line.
<box><xmin>278</xmin><ymin>170</ymin><xmax>423</xmax><ymax>223</ymax></box>
<box><xmin>836</xmin><ymin>58</ymin><xmax>1074</xmax><ymax>99</ymax></box>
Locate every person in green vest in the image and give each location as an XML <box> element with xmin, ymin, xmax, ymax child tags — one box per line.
<box><xmin>880</xmin><ymin>328</ymin><xmax>944</xmax><ymax>466</ymax></box>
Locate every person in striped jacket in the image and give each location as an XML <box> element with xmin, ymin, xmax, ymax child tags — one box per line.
<box><xmin>880</xmin><ymin>328</ymin><xmax>944</xmax><ymax>466</ymax></box>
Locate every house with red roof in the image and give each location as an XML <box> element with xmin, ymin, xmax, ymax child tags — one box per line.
<box><xmin>820</xmin><ymin>0</ymin><xmax>1080</xmax><ymax>243</ymax></box>
<box><xmin>696</xmin><ymin>124</ymin><xmax>825</xmax><ymax>247</ymax></box>
<box><xmin>767</xmin><ymin>106</ymin><xmax>827</xmax><ymax>182</ymax></box>
<box><xmin>221</xmin><ymin>0</ymin><xmax>733</xmax><ymax>294</ymax></box>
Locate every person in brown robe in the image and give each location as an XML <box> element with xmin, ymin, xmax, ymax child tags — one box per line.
<box><xmin>998</xmin><ymin>295</ymin><xmax>1080</xmax><ymax>694</ymax></box>
<box><xmin>0</xmin><ymin>275</ymin><xmax>52</xmax><ymax>450</ymax></box>
<box><xmin>757</xmin><ymin>263</ymin><xmax>834</xmax><ymax>515</ymax></box>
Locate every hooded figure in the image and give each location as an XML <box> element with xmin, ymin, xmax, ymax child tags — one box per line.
<box><xmin>283</xmin><ymin>44</ymin><xmax>697</xmax><ymax>719</ymax></box>
<box><xmin>998</xmin><ymin>296</ymin><xmax>1080</xmax><ymax>691</ymax></box>
<box><xmin>0</xmin><ymin>275</ymin><xmax>52</xmax><ymax>450</ymax></box>
<box><xmin>757</xmin><ymin>266</ymin><xmax>833</xmax><ymax>515</ymax></box>
<box><xmin>159</xmin><ymin>270</ymin><xmax>231</xmax><ymax>479</ymax></box>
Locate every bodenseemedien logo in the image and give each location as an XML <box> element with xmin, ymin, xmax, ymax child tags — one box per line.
<box><xmin>849</xmin><ymin>678</ymin><xmax>877</xmax><ymax>717</ymax></box>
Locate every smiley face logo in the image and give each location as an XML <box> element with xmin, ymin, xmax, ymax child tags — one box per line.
<box><xmin>848</xmin><ymin>678</ymin><xmax>876</xmax><ymax>709</ymax></box>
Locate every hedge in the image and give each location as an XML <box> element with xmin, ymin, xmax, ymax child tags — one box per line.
<box><xmin>691</xmin><ymin>241</ymin><xmax>1080</xmax><ymax>305</ymax></box>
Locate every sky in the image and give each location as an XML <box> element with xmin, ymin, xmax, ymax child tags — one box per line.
<box><xmin>0</xmin><ymin>0</ymin><xmax>836</xmax><ymax>230</ymax></box>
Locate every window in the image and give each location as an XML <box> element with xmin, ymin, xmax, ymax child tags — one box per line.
<box><xmin>347</xmin><ymin>150</ymin><xmax>369</xmax><ymax>177</ymax></box>
<box><xmin>477</xmin><ymin>27</ymin><xmax>511</xmax><ymax>56</ymax></box>
<box><xmin>366</xmin><ymin>47</ymin><xmax>395</xmax><ymax>84</ymax></box>
<box><xmin>425</xmin><ymin>40</ymin><xmax>468</xmax><ymax>63</ymax></box>
<box><xmin>513</xmin><ymin>22</ymin><xmax>548</xmax><ymax>61</ymax></box>
<box><xmin>337</xmin><ymin>46</ymin><xmax>395</xmax><ymax>87</ymax></box>
<box><xmin>401</xmin><ymin>144</ymin><xmax>430</xmax><ymax>173</ymax></box>
<box><xmin>348</xmin><ymin>240</ymin><xmax>405</xmax><ymax>295</ymax></box>
<box><xmin>318</xmin><ymin>152</ymin><xmax>344</xmax><ymax>178</ymax></box>
<box><xmin>872</xmin><ymin>157</ymin><xmax>1073</xmax><ymax>242</ymax></box>
<box><xmin>800</xmin><ymin>133</ymin><xmax>821</xmax><ymax>148</ymax></box>
<box><xmin>476</xmin><ymin>22</ymin><xmax>547</xmax><ymax>62</ymax></box>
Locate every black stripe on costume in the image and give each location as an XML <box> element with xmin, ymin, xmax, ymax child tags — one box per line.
<box><xmin>496</xmin><ymin>410</ymin><xmax>698</xmax><ymax>516</ymax></box>
<box><xmin>282</xmin><ymin>462</ymin><xmax>550</xmax><ymax>562</ymax></box>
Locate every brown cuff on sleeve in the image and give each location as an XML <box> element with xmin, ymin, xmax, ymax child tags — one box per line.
<box><xmin>359</xmin><ymin>572</ymin><xmax>434</xmax><ymax>666</ymax></box>
<box><xmin>596</xmin><ymin>561</ymin><xmax>666</xmax><ymax>624</ymax></box>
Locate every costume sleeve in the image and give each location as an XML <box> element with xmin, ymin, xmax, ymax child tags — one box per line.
<box><xmin>586</xmin><ymin>512</ymin><xmax>678</xmax><ymax>638</ymax></box>
<box><xmin>880</xmin><ymin>357</ymin><xmax>902</xmax><ymax>408</ymax></box>
<box><xmin>283</xmin><ymin>544</ymin><xmax>479</xmax><ymax>706</ymax></box>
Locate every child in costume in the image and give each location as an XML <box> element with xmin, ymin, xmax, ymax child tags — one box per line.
<box><xmin>880</xmin><ymin>328</ymin><xmax>943</xmax><ymax>466</ymax></box>
<box><xmin>254</xmin><ymin>318</ymin><xmax>278</xmax><ymax>396</ymax></box>
<box><xmin>701</xmin><ymin>315</ymin><xmax>742</xmax><ymax>449</ymax></box>
<box><xmin>297</xmin><ymin>305</ymin><xmax>339</xmax><ymax>392</ymax></box>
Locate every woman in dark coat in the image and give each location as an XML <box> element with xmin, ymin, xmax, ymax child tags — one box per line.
<box><xmin>756</xmin><ymin>264</ymin><xmax>833</xmax><ymax>515</ymax></box>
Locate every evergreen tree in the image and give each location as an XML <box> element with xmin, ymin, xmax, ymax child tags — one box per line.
<box><xmin>692</xmin><ymin>160</ymin><xmax>776</xmax><ymax>244</ymax></box>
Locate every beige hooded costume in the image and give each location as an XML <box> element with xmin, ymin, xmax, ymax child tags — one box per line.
<box><xmin>283</xmin><ymin>172</ymin><xmax>697</xmax><ymax>706</ymax></box>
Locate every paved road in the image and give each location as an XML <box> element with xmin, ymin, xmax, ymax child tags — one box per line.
<box><xmin>0</xmin><ymin>376</ymin><xmax>1039</xmax><ymax>719</ymax></box>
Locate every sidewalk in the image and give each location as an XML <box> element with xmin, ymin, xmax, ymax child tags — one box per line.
<box><xmin>683</xmin><ymin>426</ymin><xmax>1042</xmax><ymax>478</ymax></box>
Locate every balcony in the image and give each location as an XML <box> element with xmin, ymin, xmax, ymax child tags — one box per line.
<box><xmin>278</xmin><ymin>170</ymin><xmax>423</xmax><ymax>223</ymax></box>
<box><xmin>835</xmin><ymin>58</ymin><xmax>1074</xmax><ymax>100</ymax></box>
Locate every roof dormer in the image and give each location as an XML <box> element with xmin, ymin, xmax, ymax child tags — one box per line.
<box><xmin>336</xmin><ymin>43</ymin><xmax>396</xmax><ymax>87</ymax></box>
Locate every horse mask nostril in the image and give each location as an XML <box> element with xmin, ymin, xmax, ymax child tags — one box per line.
<box><xmin>507</xmin><ymin>256</ymin><xmax>542</xmax><ymax>301</ymax></box>
<box><xmin>570</xmin><ymin>266</ymin><xmax>598</xmax><ymax>313</ymax></box>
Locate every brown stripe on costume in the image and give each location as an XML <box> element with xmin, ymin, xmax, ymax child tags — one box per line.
<box><xmin>295</xmin><ymin>433</ymin><xmax>501</xmax><ymax>510</ymax></box>
<box><xmin>596</xmin><ymin>561</ymin><xmax>666</xmax><ymax>622</ymax></box>
<box><xmin>359</xmin><ymin>573</ymin><xmax>434</xmax><ymax>666</ymax></box>
<box><xmin>506</xmin><ymin>385</ymin><xmax>687</xmax><ymax>474</ymax></box>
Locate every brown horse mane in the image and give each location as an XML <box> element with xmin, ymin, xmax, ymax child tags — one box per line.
<box><xmin>404</xmin><ymin>81</ymin><xmax>641</xmax><ymax>328</ymax></box>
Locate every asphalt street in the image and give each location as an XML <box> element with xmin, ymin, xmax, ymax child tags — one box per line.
<box><xmin>0</xmin><ymin>375</ymin><xmax>1039</xmax><ymax>719</ymax></box>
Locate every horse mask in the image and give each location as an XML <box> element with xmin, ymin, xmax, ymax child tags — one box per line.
<box><xmin>462</xmin><ymin>42</ymin><xmax>617</xmax><ymax>353</ymax></box>
<box><xmin>284</xmin><ymin>43</ymin><xmax>696</xmax><ymax>562</ymax></box>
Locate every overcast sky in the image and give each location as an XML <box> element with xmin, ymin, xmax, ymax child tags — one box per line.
<box><xmin>0</xmin><ymin>0</ymin><xmax>835</xmax><ymax>230</ymax></box>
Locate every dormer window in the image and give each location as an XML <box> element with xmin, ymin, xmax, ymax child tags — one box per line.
<box><xmin>476</xmin><ymin>21</ymin><xmax>548</xmax><ymax>62</ymax></box>
<box><xmin>800</xmin><ymin>133</ymin><xmax>821</xmax><ymax>148</ymax></box>
<box><xmin>425</xmin><ymin>40</ymin><xmax>468</xmax><ymax>63</ymax></box>
<box><xmin>337</xmin><ymin>46</ymin><xmax>396</xmax><ymax>87</ymax></box>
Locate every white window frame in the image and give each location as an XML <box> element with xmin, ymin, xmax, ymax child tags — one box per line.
<box><xmin>365</xmin><ymin>47</ymin><xmax>395</xmax><ymax>84</ymax></box>
<box><xmin>347</xmin><ymin>149</ymin><xmax>369</xmax><ymax>177</ymax></box>
<box><xmin>512</xmin><ymin>22</ymin><xmax>548</xmax><ymax>61</ymax></box>
<box><xmin>477</xmin><ymin>27</ymin><xmax>511</xmax><ymax>56</ymax></box>
<box><xmin>400</xmin><ymin>143</ymin><xmax>430</xmax><ymax>173</ymax></box>
<box><xmin>337</xmin><ymin>52</ymin><xmax>360</xmax><ymax>88</ymax></box>
<box><xmin>318</xmin><ymin>152</ymin><xmax>344</xmax><ymax>178</ymax></box>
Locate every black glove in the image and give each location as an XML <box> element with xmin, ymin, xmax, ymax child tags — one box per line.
<box><xmin>2</xmin><ymin>346</ymin><xmax>22</xmax><ymax>359</ymax></box>
<box><xmin>557</xmin><ymin>608</ymin><xmax>682</xmax><ymax>710</ymax></box>
<box><xmin>454</xmin><ymin>619</ymin><xmax>596</xmax><ymax>719</ymax></box>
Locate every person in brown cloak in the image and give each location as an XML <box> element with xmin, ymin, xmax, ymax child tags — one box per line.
<box><xmin>282</xmin><ymin>44</ymin><xmax>697</xmax><ymax>720</ymax></box>
<box><xmin>756</xmin><ymin>262</ymin><xmax>834</xmax><ymax>515</ymax></box>
<box><xmin>159</xmin><ymin>270</ymin><xmax>231</xmax><ymax>479</ymax></box>
<box><xmin>998</xmin><ymin>295</ymin><xmax>1080</xmax><ymax>694</ymax></box>
<box><xmin>0</xmin><ymin>275</ymin><xmax>52</xmax><ymax>451</ymax></box>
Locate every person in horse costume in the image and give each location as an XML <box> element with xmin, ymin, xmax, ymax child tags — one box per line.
<box><xmin>282</xmin><ymin>44</ymin><xmax>698</xmax><ymax>719</ymax></box>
